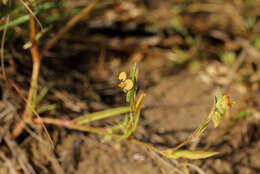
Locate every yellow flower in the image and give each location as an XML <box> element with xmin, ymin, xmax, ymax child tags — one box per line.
<box><xmin>118</xmin><ymin>72</ymin><xmax>133</xmax><ymax>91</ymax></box>
<box><xmin>119</xmin><ymin>72</ymin><xmax>127</xmax><ymax>81</ymax></box>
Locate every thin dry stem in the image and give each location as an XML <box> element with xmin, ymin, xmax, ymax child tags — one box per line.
<box><xmin>42</xmin><ymin>0</ymin><xmax>99</xmax><ymax>56</ymax></box>
<box><xmin>23</xmin><ymin>59</ymin><xmax>40</xmax><ymax>120</ymax></box>
<box><xmin>184</xmin><ymin>163</ymin><xmax>206</xmax><ymax>174</ymax></box>
<box><xmin>19</xmin><ymin>0</ymin><xmax>43</xmax><ymax>30</ymax></box>
<box><xmin>4</xmin><ymin>133</ymin><xmax>36</xmax><ymax>174</ymax></box>
<box><xmin>169</xmin><ymin>116</ymin><xmax>211</xmax><ymax>152</ymax></box>
<box><xmin>25</xmin><ymin>0</ymin><xmax>42</xmax><ymax>115</ymax></box>
<box><xmin>13</xmin><ymin>0</ymin><xmax>99</xmax><ymax>139</ymax></box>
<box><xmin>9</xmin><ymin>79</ymin><xmax>53</xmax><ymax>146</ymax></box>
<box><xmin>149</xmin><ymin>151</ymin><xmax>184</xmax><ymax>174</ymax></box>
<box><xmin>12</xmin><ymin>0</ymin><xmax>43</xmax><ymax>138</ymax></box>
<box><xmin>34</xmin><ymin>117</ymin><xmax>162</xmax><ymax>154</ymax></box>
<box><xmin>1</xmin><ymin>15</ymin><xmax>9</xmax><ymax>79</ymax></box>
<box><xmin>0</xmin><ymin>151</ymin><xmax>18</xmax><ymax>174</ymax></box>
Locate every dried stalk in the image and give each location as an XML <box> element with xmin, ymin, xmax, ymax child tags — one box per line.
<box><xmin>42</xmin><ymin>0</ymin><xmax>99</xmax><ymax>56</ymax></box>
<box><xmin>1</xmin><ymin>15</ymin><xmax>9</xmax><ymax>79</ymax></box>
<box><xmin>33</xmin><ymin>117</ymin><xmax>162</xmax><ymax>154</ymax></box>
<box><xmin>10</xmin><ymin>79</ymin><xmax>54</xmax><ymax>146</ymax></box>
<box><xmin>12</xmin><ymin>0</ymin><xmax>42</xmax><ymax>138</ymax></box>
<box><xmin>12</xmin><ymin>0</ymin><xmax>99</xmax><ymax>139</ymax></box>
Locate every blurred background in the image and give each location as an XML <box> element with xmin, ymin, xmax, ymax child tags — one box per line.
<box><xmin>0</xmin><ymin>0</ymin><xmax>260</xmax><ymax>173</ymax></box>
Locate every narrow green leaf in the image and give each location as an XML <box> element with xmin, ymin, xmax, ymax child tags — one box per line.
<box><xmin>126</xmin><ymin>90</ymin><xmax>134</xmax><ymax>103</ymax></box>
<box><xmin>130</xmin><ymin>94</ymin><xmax>146</xmax><ymax>132</ymax></box>
<box><xmin>35</xmin><ymin>82</ymin><xmax>54</xmax><ymax>105</ymax></box>
<box><xmin>163</xmin><ymin>149</ymin><xmax>219</xmax><ymax>159</ymax></box>
<box><xmin>195</xmin><ymin>118</ymin><xmax>210</xmax><ymax>137</ymax></box>
<box><xmin>102</xmin><ymin>129</ymin><xmax>113</xmax><ymax>142</ymax></box>
<box><xmin>212</xmin><ymin>111</ymin><xmax>222</xmax><ymax>128</ymax></box>
<box><xmin>23</xmin><ymin>26</ymin><xmax>52</xmax><ymax>49</ymax></box>
<box><xmin>0</xmin><ymin>15</ymin><xmax>30</xmax><ymax>31</ymax></box>
<box><xmin>130</xmin><ymin>63</ymin><xmax>137</xmax><ymax>82</ymax></box>
<box><xmin>233</xmin><ymin>111</ymin><xmax>252</xmax><ymax>121</ymax></box>
<box><xmin>118</xmin><ymin>94</ymin><xmax>145</xmax><ymax>141</ymax></box>
<box><xmin>216</xmin><ymin>88</ymin><xmax>225</xmax><ymax>114</ymax></box>
<box><xmin>126</xmin><ymin>63</ymin><xmax>138</xmax><ymax>103</ymax></box>
<box><xmin>74</xmin><ymin>106</ymin><xmax>131</xmax><ymax>125</ymax></box>
<box><xmin>37</xmin><ymin>104</ymin><xmax>56</xmax><ymax>114</ymax></box>
<box><xmin>0</xmin><ymin>1</ymin><xmax>59</xmax><ymax>30</ymax></box>
<box><xmin>122</xmin><ymin>114</ymin><xmax>130</xmax><ymax>128</ymax></box>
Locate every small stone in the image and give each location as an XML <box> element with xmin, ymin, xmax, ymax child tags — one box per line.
<box><xmin>133</xmin><ymin>153</ymin><xmax>145</xmax><ymax>161</ymax></box>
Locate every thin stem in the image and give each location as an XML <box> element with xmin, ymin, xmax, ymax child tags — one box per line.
<box><xmin>41</xmin><ymin>0</ymin><xmax>99</xmax><ymax>56</ymax></box>
<box><xmin>34</xmin><ymin>117</ymin><xmax>162</xmax><ymax>154</ymax></box>
<box><xmin>10</xmin><ymin>79</ymin><xmax>53</xmax><ymax>146</ymax></box>
<box><xmin>1</xmin><ymin>15</ymin><xmax>9</xmax><ymax>79</ymax></box>
<box><xmin>12</xmin><ymin>0</ymin><xmax>43</xmax><ymax>138</ymax></box>
<box><xmin>169</xmin><ymin>114</ymin><xmax>212</xmax><ymax>152</ymax></box>
<box><xmin>24</xmin><ymin>59</ymin><xmax>40</xmax><ymax>118</ymax></box>
<box><xmin>73</xmin><ymin>106</ymin><xmax>131</xmax><ymax>125</ymax></box>
<box><xmin>12</xmin><ymin>0</ymin><xmax>98</xmax><ymax>139</ymax></box>
<box><xmin>24</xmin><ymin>0</ymin><xmax>42</xmax><ymax>120</ymax></box>
<box><xmin>19</xmin><ymin>0</ymin><xmax>43</xmax><ymax>30</ymax></box>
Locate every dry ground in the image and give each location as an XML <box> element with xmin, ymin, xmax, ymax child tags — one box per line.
<box><xmin>0</xmin><ymin>0</ymin><xmax>260</xmax><ymax>173</ymax></box>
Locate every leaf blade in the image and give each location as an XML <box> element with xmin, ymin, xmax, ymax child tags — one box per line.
<box><xmin>74</xmin><ymin>106</ymin><xmax>131</xmax><ymax>125</ymax></box>
<box><xmin>163</xmin><ymin>150</ymin><xmax>219</xmax><ymax>159</ymax></box>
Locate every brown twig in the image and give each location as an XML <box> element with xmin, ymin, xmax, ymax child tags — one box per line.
<box><xmin>8</xmin><ymin>2</ymin><xmax>52</xmax><ymax>143</ymax></box>
<box><xmin>41</xmin><ymin>0</ymin><xmax>99</xmax><ymax>56</ymax></box>
<box><xmin>25</xmin><ymin>0</ymin><xmax>42</xmax><ymax>116</ymax></box>
<box><xmin>12</xmin><ymin>0</ymin><xmax>42</xmax><ymax>138</ymax></box>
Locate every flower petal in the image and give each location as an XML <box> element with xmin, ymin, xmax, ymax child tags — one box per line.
<box><xmin>119</xmin><ymin>72</ymin><xmax>127</xmax><ymax>81</ymax></box>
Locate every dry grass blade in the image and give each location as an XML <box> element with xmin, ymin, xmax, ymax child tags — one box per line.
<box><xmin>0</xmin><ymin>102</ymin><xmax>15</xmax><ymax>144</ymax></box>
<box><xmin>1</xmin><ymin>15</ymin><xmax>9</xmax><ymax>79</ymax></box>
<box><xmin>9</xmin><ymin>80</ymin><xmax>54</xmax><ymax>147</ymax></box>
<box><xmin>36</xmin><ymin>142</ymin><xmax>66</xmax><ymax>174</ymax></box>
<box><xmin>4</xmin><ymin>133</ymin><xmax>36</xmax><ymax>174</ymax></box>
<box><xmin>19</xmin><ymin>0</ymin><xmax>43</xmax><ymax>30</ymax></box>
<box><xmin>188</xmin><ymin>2</ymin><xmax>248</xmax><ymax>34</ymax></box>
<box><xmin>42</xmin><ymin>0</ymin><xmax>99</xmax><ymax>55</ymax></box>
<box><xmin>149</xmin><ymin>150</ymin><xmax>184</xmax><ymax>174</ymax></box>
<box><xmin>23</xmin><ymin>125</ymin><xmax>49</xmax><ymax>146</ymax></box>
<box><xmin>10</xmin><ymin>0</ymin><xmax>53</xmax><ymax>143</ymax></box>
<box><xmin>74</xmin><ymin>106</ymin><xmax>131</xmax><ymax>125</ymax></box>
<box><xmin>226</xmin><ymin>48</ymin><xmax>246</xmax><ymax>85</ymax></box>
<box><xmin>184</xmin><ymin>163</ymin><xmax>206</xmax><ymax>174</ymax></box>
<box><xmin>0</xmin><ymin>151</ymin><xmax>18</xmax><ymax>174</ymax></box>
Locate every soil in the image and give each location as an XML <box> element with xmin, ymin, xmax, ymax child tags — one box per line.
<box><xmin>0</xmin><ymin>0</ymin><xmax>260</xmax><ymax>174</ymax></box>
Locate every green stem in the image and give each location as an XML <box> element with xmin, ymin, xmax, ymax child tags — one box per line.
<box><xmin>73</xmin><ymin>106</ymin><xmax>131</xmax><ymax>125</ymax></box>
